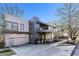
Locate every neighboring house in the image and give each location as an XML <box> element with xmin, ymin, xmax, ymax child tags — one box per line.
<box><xmin>4</xmin><ymin>14</ymin><xmax>29</xmax><ymax>47</ymax></box>
<box><xmin>29</xmin><ymin>16</ymin><xmax>54</xmax><ymax>44</ymax></box>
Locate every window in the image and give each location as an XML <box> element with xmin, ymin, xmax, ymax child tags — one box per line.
<box><xmin>12</xmin><ymin>22</ymin><xmax>18</xmax><ymax>31</ymax></box>
<box><xmin>6</xmin><ymin>21</ymin><xmax>18</xmax><ymax>31</ymax></box>
<box><xmin>20</xmin><ymin>24</ymin><xmax>24</xmax><ymax>31</ymax></box>
<box><xmin>6</xmin><ymin>21</ymin><xmax>12</xmax><ymax>30</ymax></box>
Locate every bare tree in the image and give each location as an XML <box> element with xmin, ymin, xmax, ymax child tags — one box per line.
<box><xmin>0</xmin><ymin>5</ymin><xmax>24</xmax><ymax>18</ymax></box>
<box><xmin>56</xmin><ymin>3</ymin><xmax>79</xmax><ymax>43</ymax></box>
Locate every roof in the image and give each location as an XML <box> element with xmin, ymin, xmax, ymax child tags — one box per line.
<box><xmin>37</xmin><ymin>21</ymin><xmax>55</xmax><ymax>28</ymax></box>
<box><xmin>30</xmin><ymin>16</ymin><xmax>55</xmax><ymax>28</ymax></box>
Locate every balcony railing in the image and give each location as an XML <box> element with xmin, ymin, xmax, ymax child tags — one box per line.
<box><xmin>38</xmin><ymin>28</ymin><xmax>53</xmax><ymax>33</ymax></box>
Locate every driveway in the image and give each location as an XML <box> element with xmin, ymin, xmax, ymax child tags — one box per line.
<box><xmin>11</xmin><ymin>41</ymin><xmax>75</xmax><ymax>56</ymax></box>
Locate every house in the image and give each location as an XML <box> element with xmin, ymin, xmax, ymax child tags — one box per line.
<box><xmin>0</xmin><ymin>15</ymin><xmax>54</xmax><ymax>47</ymax></box>
<box><xmin>29</xmin><ymin>16</ymin><xmax>54</xmax><ymax>44</ymax></box>
<box><xmin>4</xmin><ymin>14</ymin><xmax>29</xmax><ymax>47</ymax></box>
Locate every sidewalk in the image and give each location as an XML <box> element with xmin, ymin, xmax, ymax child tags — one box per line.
<box><xmin>50</xmin><ymin>40</ymin><xmax>75</xmax><ymax>56</ymax></box>
<box><xmin>50</xmin><ymin>40</ymin><xmax>67</xmax><ymax>46</ymax></box>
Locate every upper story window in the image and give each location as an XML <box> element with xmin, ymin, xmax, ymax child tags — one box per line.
<box><xmin>6</xmin><ymin>21</ymin><xmax>18</xmax><ymax>31</ymax></box>
<box><xmin>6</xmin><ymin>21</ymin><xmax>12</xmax><ymax>30</ymax></box>
<box><xmin>20</xmin><ymin>24</ymin><xmax>24</xmax><ymax>31</ymax></box>
<box><xmin>12</xmin><ymin>22</ymin><xmax>18</xmax><ymax>31</ymax></box>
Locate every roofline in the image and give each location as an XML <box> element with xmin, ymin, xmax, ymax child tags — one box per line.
<box><xmin>37</xmin><ymin>21</ymin><xmax>55</xmax><ymax>28</ymax></box>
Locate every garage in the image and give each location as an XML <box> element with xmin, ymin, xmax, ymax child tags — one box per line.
<box><xmin>5</xmin><ymin>34</ymin><xmax>29</xmax><ymax>47</ymax></box>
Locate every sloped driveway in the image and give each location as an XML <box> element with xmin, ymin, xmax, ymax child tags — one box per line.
<box><xmin>11</xmin><ymin>41</ymin><xmax>75</xmax><ymax>56</ymax></box>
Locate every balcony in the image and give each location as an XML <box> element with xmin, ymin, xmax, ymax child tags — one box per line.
<box><xmin>38</xmin><ymin>28</ymin><xmax>53</xmax><ymax>33</ymax></box>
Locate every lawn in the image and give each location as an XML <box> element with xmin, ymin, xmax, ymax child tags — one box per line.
<box><xmin>0</xmin><ymin>48</ymin><xmax>15</xmax><ymax>56</ymax></box>
<box><xmin>57</xmin><ymin>42</ymin><xmax>75</xmax><ymax>46</ymax></box>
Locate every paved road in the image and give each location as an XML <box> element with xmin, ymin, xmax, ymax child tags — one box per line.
<box><xmin>72</xmin><ymin>43</ymin><xmax>79</xmax><ymax>56</ymax></box>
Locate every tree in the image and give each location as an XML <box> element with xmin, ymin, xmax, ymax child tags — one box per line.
<box><xmin>0</xmin><ymin>4</ymin><xmax>24</xmax><ymax>49</ymax></box>
<box><xmin>0</xmin><ymin>5</ymin><xmax>24</xmax><ymax>18</ymax></box>
<box><xmin>56</xmin><ymin>3</ymin><xmax>79</xmax><ymax>42</ymax></box>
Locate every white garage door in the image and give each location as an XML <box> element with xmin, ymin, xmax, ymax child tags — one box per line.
<box><xmin>5</xmin><ymin>34</ymin><xmax>29</xmax><ymax>47</ymax></box>
<box><xmin>13</xmin><ymin>37</ymin><xmax>29</xmax><ymax>46</ymax></box>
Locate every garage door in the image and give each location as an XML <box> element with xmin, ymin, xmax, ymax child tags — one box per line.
<box><xmin>5</xmin><ymin>34</ymin><xmax>29</xmax><ymax>47</ymax></box>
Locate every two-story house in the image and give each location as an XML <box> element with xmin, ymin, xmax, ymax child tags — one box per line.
<box><xmin>0</xmin><ymin>15</ymin><xmax>54</xmax><ymax>47</ymax></box>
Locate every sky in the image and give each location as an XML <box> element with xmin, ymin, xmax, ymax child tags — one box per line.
<box><xmin>0</xmin><ymin>3</ymin><xmax>63</xmax><ymax>22</ymax></box>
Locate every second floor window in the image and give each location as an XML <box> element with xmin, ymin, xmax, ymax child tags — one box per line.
<box><xmin>12</xmin><ymin>23</ymin><xmax>18</xmax><ymax>31</ymax></box>
<box><xmin>6</xmin><ymin>21</ymin><xmax>18</xmax><ymax>31</ymax></box>
<box><xmin>20</xmin><ymin>24</ymin><xmax>24</xmax><ymax>31</ymax></box>
<box><xmin>6</xmin><ymin>21</ymin><xmax>12</xmax><ymax>30</ymax></box>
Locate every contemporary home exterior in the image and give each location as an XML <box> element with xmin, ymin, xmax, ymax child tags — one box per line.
<box><xmin>29</xmin><ymin>16</ymin><xmax>54</xmax><ymax>44</ymax></box>
<box><xmin>4</xmin><ymin>14</ymin><xmax>29</xmax><ymax>47</ymax></box>
<box><xmin>0</xmin><ymin>14</ymin><xmax>54</xmax><ymax>47</ymax></box>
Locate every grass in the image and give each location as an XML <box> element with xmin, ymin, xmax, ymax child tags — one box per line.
<box><xmin>57</xmin><ymin>42</ymin><xmax>75</xmax><ymax>46</ymax></box>
<box><xmin>0</xmin><ymin>48</ymin><xmax>15</xmax><ymax>56</ymax></box>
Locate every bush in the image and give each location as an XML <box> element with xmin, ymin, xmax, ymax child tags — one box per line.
<box><xmin>0</xmin><ymin>42</ymin><xmax>4</xmax><ymax>48</ymax></box>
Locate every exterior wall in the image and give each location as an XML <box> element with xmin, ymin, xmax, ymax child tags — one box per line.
<box><xmin>46</xmin><ymin>33</ymin><xmax>54</xmax><ymax>41</ymax></box>
<box><xmin>4</xmin><ymin>14</ymin><xmax>29</xmax><ymax>47</ymax></box>
<box><xmin>29</xmin><ymin>18</ymin><xmax>40</xmax><ymax>43</ymax></box>
<box><xmin>4</xmin><ymin>14</ymin><xmax>29</xmax><ymax>32</ymax></box>
<box><xmin>47</xmin><ymin>26</ymin><xmax>54</xmax><ymax>41</ymax></box>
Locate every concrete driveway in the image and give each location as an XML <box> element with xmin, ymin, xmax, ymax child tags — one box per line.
<box><xmin>11</xmin><ymin>43</ymin><xmax>75</xmax><ymax>56</ymax></box>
